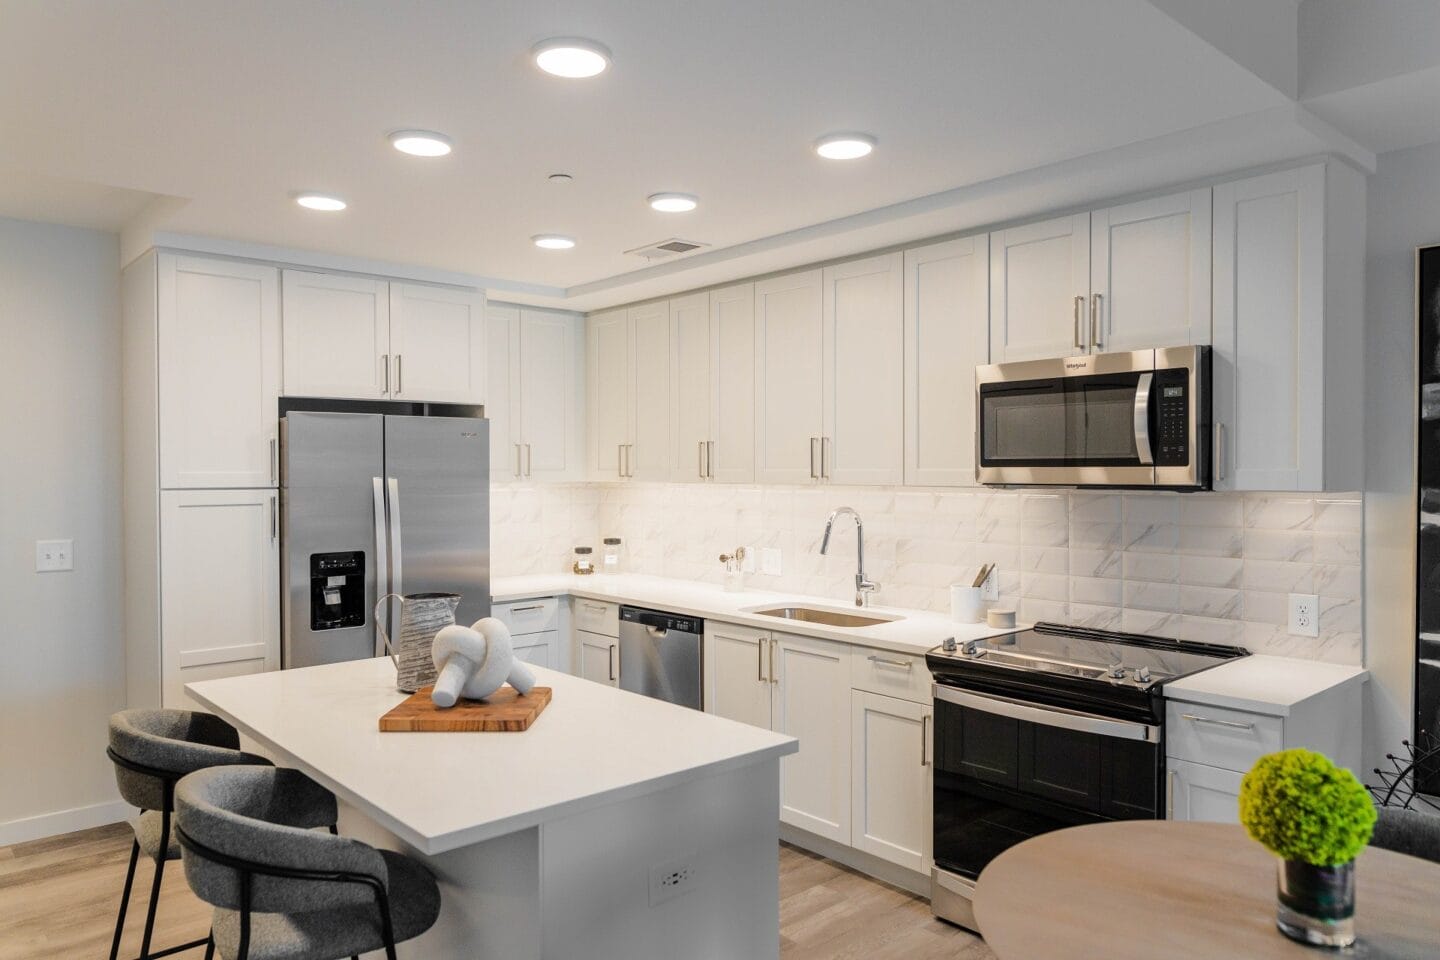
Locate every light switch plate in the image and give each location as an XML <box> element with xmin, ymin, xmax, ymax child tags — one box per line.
<box><xmin>741</xmin><ymin>547</ymin><xmax>757</xmax><ymax>574</ymax></box>
<box><xmin>760</xmin><ymin>547</ymin><xmax>782</xmax><ymax>576</ymax></box>
<box><xmin>36</xmin><ymin>539</ymin><xmax>74</xmax><ymax>572</ymax></box>
<box><xmin>981</xmin><ymin>566</ymin><xmax>999</xmax><ymax>602</ymax></box>
<box><xmin>1288</xmin><ymin>593</ymin><xmax>1319</xmax><ymax>637</ymax></box>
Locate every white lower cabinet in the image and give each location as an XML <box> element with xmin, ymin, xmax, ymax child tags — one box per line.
<box><xmin>772</xmin><ymin>633</ymin><xmax>852</xmax><ymax>843</ymax></box>
<box><xmin>159</xmin><ymin>489</ymin><xmax>279</xmax><ymax>708</ymax></box>
<box><xmin>512</xmin><ymin>630</ymin><xmax>558</xmax><ymax>670</ymax></box>
<box><xmin>578</xmin><ymin>629</ymin><xmax>618</xmax><ymax>687</ymax></box>
<box><xmin>851</xmin><ymin>690</ymin><xmax>931</xmax><ymax>872</ymax></box>
<box><xmin>1167</xmin><ymin>758</ymin><xmax>1243</xmax><ymax>823</ymax></box>
<box><xmin>706</xmin><ymin>622</ymin><xmax>773</xmax><ymax>730</ymax></box>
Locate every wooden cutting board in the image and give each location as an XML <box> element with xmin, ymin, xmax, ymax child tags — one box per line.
<box><xmin>378</xmin><ymin>685</ymin><xmax>552</xmax><ymax>732</ymax></box>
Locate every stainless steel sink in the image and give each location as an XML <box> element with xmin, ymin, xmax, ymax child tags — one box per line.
<box><xmin>748</xmin><ymin>606</ymin><xmax>901</xmax><ymax>628</ymax></box>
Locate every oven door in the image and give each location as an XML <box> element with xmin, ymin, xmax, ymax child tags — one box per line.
<box><xmin>931</xmin><ymin>684</ymin><xmax>1160</xmax><ymax>895</ymax></box>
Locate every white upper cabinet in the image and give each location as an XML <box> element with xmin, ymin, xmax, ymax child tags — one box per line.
<box><xmin>486</xmin><ymin>304</ymin><xmax>522</xmax><ymax>480</ymax></box>
<box><xmin>518</xmin><ymin>309</ymin><xmax>583</xmax><ymax>481</ymax></box>
<box><xmin>628</xmin><ymin>301</ymin><xmax>671</xmax><ymax>481</ymax></box>
<box><xmin>755</xmin><ymin>269</ymin><xmax>824</xmax><ymax>484</ymax></box>
<box><xmin>670</xmin><ymin>291</ymin><xmax>713</xmax><ymax>482</ymax></box>
<box><xmin>387</xmin><ymin>282</ymin><xmax>486</xmax><ymax>403</ymax></box>
<box><xmin>988</xmin><ymin>213</ymin><xmax>1090</xmax><ymax>362</ymax></box>
<box><xmin>823</xmin><ymin>252</ymin><xmax>904</xmax><ymax>486</ymax></box>
<box><xmin>1211</xmin><ymin>163</ymin><xmax>1365</xmax><ymax>493</ymax></box>
<box><xmin>1090</xmin><ymin>189</ymin><xmax>1211</xmax><ymax>352</ymax></box>
<box><xmin>904</xmin><ymin>237</ymin><xmax>989</xmax><ymax>486</ymax></box>
<box><xmin>281</xmin><ymin>271</ymin><xmax>390</xmax><ymax>399</ymax></box>
<box><xmin>709</xmin><ymin>283</ymin><xmax>756</xmax><ymax>483</ymax></box>
<box><xmin>158</xmin><ymin>255</ymin><xmax>280</xmax><ymax>489</ymax></box>
<box><xmin>587</xmin><ymin>308</ymin><xmax>631</xmax><ymax>480</ymax></box>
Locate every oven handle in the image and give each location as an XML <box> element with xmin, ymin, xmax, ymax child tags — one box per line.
<box><xmin>932</xmin><ymin>684</ymin><xmax>1160</xmax><ymax>743</ymax></box>
<box><xmin>1133</xmin><ymin>371</ymin><xmax>1154</xmax><ymax>466</ymax></box>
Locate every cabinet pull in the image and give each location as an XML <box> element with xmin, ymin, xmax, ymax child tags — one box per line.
<box><xmin>821</xmin><ymin>437</ymin><xmax>831</xmax><ymax>480</ymax></box>
<box><xmin>867</xmin><ymin>654</ymin><xmax>912</xmax><ymax>670</ymax></box>
<box><xmin>1090</xmin><ymin>293</ymin><xmax>1103</xmax><ymax>349</ymax></box>
<box><xmin>515</xmin><ymin>443</ymin><xmax>523</xmax><ymax>479</ymax></box>
<box><xmin>1073</xmin><ymin>296</ymin><xmax>1085</xmax><ymax>349</ymax></box>
<box><xmin>1166</xmin><ymin>768</ymin><xmax>1175</xmax><ymax>819</ymax></box>
<box><xmin>269</xmin><ymin>436</ymin><xmax>278</xmax><ymax>485</ymax></box>
<box><xmin>758</xmin><ymin>637</ymin><xmax>766</xmax><ymax>683</ymax></box>
<box><xmin>1181</xmin><ymin>713</ymin><xmax>1254</xmax><ymax>731</ymax></box>
<box><xmin>381</xmin><ymin>353</ymin><xmax>390</xmax><ymax>395</ymax></box>
<box><xmin>510</xmin><ymin>604</ymin><xmax>545</xmax><ymax>613</ymax></box>
<box><xmin>921</xmin><ymin>714</ymin><xmax>930</xmax><ymax>767</ymax></box>
<box><xmin>1214</xmin><ymin>423</ymin><xmax>1225</xmax><ymax>483</ymax></box>
<box><xmin>269</xmin><ymin>494</ymin><xmax>278</xmax><ymax>543</ymax></box>
<box><xmin>525</xmin><ymin>443</ymin><xmax>532</xmax><ymax>477</ymax></box>
<box><xmin>699</xmin><ymin>440</ymin><xmax>706</xmax><ymax>480</ymax></box>
<box><xmin>617</xmin><ymin>444</ymin><xmax>624</xmax><ymax>478</ymax></box>
<box><xmin>395</xmin><ymin>354</ymin><xmax>403</xmax><ymax>396</ymax></box>
<box><xmin>769</xmin><ymin>640</ymin><xmax>777</xmax><ymax>684</ymax></box>
<box><xmin>707</xmin><ymin>440</ymin><xmax>714</xmax><ymax>479</ymax></box>
<box><xmin>608</xmin><ymin>643</ymin><xmax>617</xmax><ymax>682</ymax></box>
<box><xmin>583</xmin><ymin>602</ymin><xmax>607</xmax><ymax>613</ymax></box>
<box><xmin>809</xmin><ymin>437</ymin><xmax>819</xmax><ymax>479</ymax></box>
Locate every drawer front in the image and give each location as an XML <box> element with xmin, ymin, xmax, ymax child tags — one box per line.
<box><xmin>851</xmin><ymin>647</ymin><xmax>931</xmax><ymax>703</ymax></box>
<box><xmin>1166</xmin><ymin>701</ymin><xmax>1283</xmax><ymax>772</ymax></box>
<box><xmin>493</xmin><ymin>597</ymin><xmax>560</xmax><ymax>636</ymax></box>
<box><xmin>572</xmin><ymin>597</ymin><xmax>619</xmax><ymax>637</ymax></box>
<box><xmin>512</xmin><ymin>630</ymin><xmax>556</xmax><ymax>670</ymax></box>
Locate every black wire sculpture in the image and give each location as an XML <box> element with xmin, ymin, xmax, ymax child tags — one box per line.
<box><xmin>1367</xmin><ymin>734</ymin><xmax>1440</xmax><ymax>811</ymax></box>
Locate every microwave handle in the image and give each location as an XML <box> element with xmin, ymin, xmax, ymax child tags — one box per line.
<box><xmin>1133</xmin><ymin>372</ymin><xmax>1154</xmax><ymax>466</ymax></box>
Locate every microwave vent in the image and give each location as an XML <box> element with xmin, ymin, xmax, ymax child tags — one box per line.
<box><xmin>626</xmin><ymin>237</ymin><xmax>708</xmax><ymax>260</ymax></box>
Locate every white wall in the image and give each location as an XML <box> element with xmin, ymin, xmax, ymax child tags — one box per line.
<box><xmin>0</xmin><ymin>217</ymin><xmax>126</xmax><ymax>842</ymax></box>
<box><xmin>1363</xmin><ymin>140</ymin><xmax>1440</xmax><ymax>773</ymax></box>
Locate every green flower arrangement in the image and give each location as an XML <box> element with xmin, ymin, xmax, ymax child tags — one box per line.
<box><xmin>1239</xmin><ymin>748</ymin><xmax>1377</xmax><ymax>866</ymax></box>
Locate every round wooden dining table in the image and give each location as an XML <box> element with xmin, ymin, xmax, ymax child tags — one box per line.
<box><xmin>973</xmin><ymin>821</ymin><xmax>1440</xmax><ymax>960</ymax></box>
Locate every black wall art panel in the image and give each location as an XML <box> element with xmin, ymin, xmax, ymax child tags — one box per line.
<box><xmin>1417</xmin><ymin>244</ymin><xmax>1440</xmax><ymax>794</ymax></box>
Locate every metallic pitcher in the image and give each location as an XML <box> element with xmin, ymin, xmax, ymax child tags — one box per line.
<box><xmin>375</xmin><ymin>592</ymin><xmax>460</xmax><ymax>693</ymax></box>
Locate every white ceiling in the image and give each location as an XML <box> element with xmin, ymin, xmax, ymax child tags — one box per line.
<box><xmin>0</xmin><ymin>0</ymin><xmax>1434</xmax><ymax>310</ymax></box>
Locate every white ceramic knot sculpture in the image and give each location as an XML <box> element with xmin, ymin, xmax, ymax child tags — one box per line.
<box><xmin>430</xmin><ymin>617</ymin><xmax>537</xmax><ymax>708</ymax></box>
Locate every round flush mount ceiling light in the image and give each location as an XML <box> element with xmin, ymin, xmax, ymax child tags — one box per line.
<box><xmin>532</xmin><ymin>234</ymin><xmax>577</xmax><ymax>250</ymax></box>
<box><xmin>648</xmin><ymin>192</ymin><xmax>699</xmax><ymax>213</ymax></box>
<box><xmin>295</xmin><ymin>193</ymin><xmax>347</xmax><ymax>212</ymax></box>
<box><xmin>389</xmin><ymin>130</ymin><xmax>453</xmax><ymax>157</ymax></box>
<box><xmin>814</xmin><ymin>132</ymin><xmax>877</xmax><ymax>160</ymax></box>
<box><xmin>532</xmin><ymin>37</ymin><xmax>611</xmax><ymax>78</ymax></box>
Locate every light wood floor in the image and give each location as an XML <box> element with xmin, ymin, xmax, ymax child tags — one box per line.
<box><xmin>0</xmin><ymin>824</ymin><xmax>993</xmax><ymax>959</ymax></box>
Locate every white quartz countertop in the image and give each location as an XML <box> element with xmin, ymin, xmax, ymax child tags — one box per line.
<box><xmin>1163</xmin><ymin>654</ymin><xmax>1368</xmax><ymax>716</ymax></box>
<box><xmin>186</xmin><ymin>658</ymin><xmax>797</xmax><ymax>855</ymax></box>
<box><xmin>491</xmin><ymin>573</ymin><xmax>1022</xmax><ymax>655</ymax></box>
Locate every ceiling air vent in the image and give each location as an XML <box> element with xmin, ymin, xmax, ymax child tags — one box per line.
<box><xmin>625</xmin><ymin>237</ymin><xmax>708</xmax><ymax>260</ymax></box>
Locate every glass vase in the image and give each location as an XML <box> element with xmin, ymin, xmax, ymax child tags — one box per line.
<box><xmin>1275</xmin><ymin>858</ymin><xmax>1356</xmax><ymax>948</ymax></box>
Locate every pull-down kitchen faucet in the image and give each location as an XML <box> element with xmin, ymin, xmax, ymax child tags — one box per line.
<box><xmin>820</xmin><ymin>506</ymin><xmax>878</xmax><ymax>607</ymax></box>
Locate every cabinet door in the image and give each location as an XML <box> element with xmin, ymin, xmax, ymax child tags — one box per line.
<box><xmin>1211</xmin><ymin>166</ymin><xmax>1325</xmax><ymax>492</ymax></box>
<box><xmin>587</xmin><ymin>308</ymin><xmax>630</xmax><ymax>480</ymax></box>
<box><xmin>904</xmin><ymin>237</ymin><xmax>989</xmax><ymax>486</ymax></box>
<box><xmin>520</xmin><ymin>310</ymin><xmax>582</xmax><ymax>481</ymax></box>
<box><xmin>772</xmin><ymin>632</ymin><xmax>851</xmax><ymax>843</ymax></box>
<box><xmin>158</xmin><ymin>256</ymin><xmax>280</xmax><ymax>489</ymax></box>
<box><xmin>1091</xmin><ymin>189</ymin><xmax>1211</xmax><ymax>352</ymax></box>
<box><xmin>851</xmin><ymin>691</ymin><xmax>931</xmax><ymax>873</ymax></box>
<box><xmin>704</xmin><ymin>622</ymin><xmax>771</xmax><ymax>729</ymax></box>
<box><xmin>512</xmin><ymin>630</ymin><xmax>556</xmax><ymax>670</ymax></box>
<box><xmin>989</xmin><ymin>214</ymin><xmax>1089</xmax><ymax>362</ymax></box>
<box><xmin>388</xmin><ymin>283</ymin><xmax>486</xmax><ymax>403</ymax></box>
<box><xmin>577</xmin><ymin>629</ymin><xmax>618</xmax><ymax>687</ymax></box>
<box><xmin>1168</xmin><ymin>758</ymin><xmax>1243</xmax><ymax>823</ymax></box>
<box><xmin>486</xmin><ymin>304</ymin><xmax>523</xmax><ymax>480</ymax></box>
<box><xmin>710</xmin><ymin>283</ymin><xmax>756</xmax><ymax>483</ymax></box>
<box><xmin>755</xmin><ymin>270</ymin><xmax>824</xmax><ymax>484</ymax></box>
<box><xmin>628</xmin><ymin>302</ymin><xmax>671</xmax><ymax>481</ymax></box>
<box><xmin>823</xmin><ymin>253</ymin><xmax>904</xmax><ymax>485</ymax></box>
<box><xmin>160</xmin><ymin>489</ymin><xmax>279</xmax><ymax>708</ymax></box>
<box><xmin>281</xmin><ymin>270</ymin><xmax>390</xmax><ymax>399</ymax></box>
<box><xmin>670</xmin><ymin>292</ymin><xmax>712</xmax><ymax>482</ymax></box>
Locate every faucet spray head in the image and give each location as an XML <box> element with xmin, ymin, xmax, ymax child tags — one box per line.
<box><xmin>820</xmin><ymin>517</ymin><xmax>835</xmax><ymax>555</ymax></box>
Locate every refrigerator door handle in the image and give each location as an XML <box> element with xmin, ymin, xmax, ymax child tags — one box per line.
<box><xmin>387</xmin><ymin>477</ymin><xmax>403</xmax><ymax>601</ymax></box>
<box><xmin>372</xmin><ymin>476</ymin><xmax>390</xmax><ymax>656</ymax></box>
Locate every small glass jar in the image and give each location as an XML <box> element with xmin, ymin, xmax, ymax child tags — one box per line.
<box><xmin>572</xmin><ymin>546</ymin><xmax>595</xmax><ymax>575</ymax></box>
<box><xmin>601</xmin><ymin>537</ymin><xmax>623</xmax><ymax>575</ymax></box>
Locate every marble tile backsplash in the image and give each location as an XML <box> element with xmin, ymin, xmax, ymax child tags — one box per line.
<box><xmin>492</xmin><ymin>482</ymin><xmax>1363</xmax><ymax>665</ymax></box>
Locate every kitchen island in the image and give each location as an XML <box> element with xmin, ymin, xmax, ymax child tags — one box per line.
<box><xmin>187</xmin><ymin>657</ymin><xmax>798</xmax><ymax>960</ymax></box>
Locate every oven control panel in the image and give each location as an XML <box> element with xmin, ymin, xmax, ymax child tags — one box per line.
<box><xmin>1154</xmin><ymin>369</ymin><xmax>1190</xmax><ymax>466</ymax></box>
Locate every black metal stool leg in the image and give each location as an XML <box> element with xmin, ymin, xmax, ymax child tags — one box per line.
<box><xmin>139</xmin><ymin>809</ymin><xmax>172</xmax><ymax>959</ymax></box>
<box><xmin>203</xmin><ymin>932</ymin><xmax>215</xmax><ymax>960</ymax></box>
<box><xmin>110</xmin><ymin>838</ymin><xmax>141</xmax><ymax>960</ymax></box>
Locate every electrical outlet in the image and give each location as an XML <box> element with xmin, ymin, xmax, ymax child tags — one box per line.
<box><xmin>35</xmin><ymin>539</ymin><xmax>73</xmax><ymax>572</ymax></box>
<box><xmin>1288</xmin><ymin>593</ymin><xmax>1319</xmax><ymax>637</ymax></box>
<box><xmin>980</xmin><ymin>566</ymin><xmax>999</xmax><ymax>602</ymax></box>
<box><xmin>760</xmin><ymin>547</ymin><xmax>782</xmax><ymax>576</ymax></box>
<box><xmin>741</xmin><ymin>546</ymin><xmax>757</xmax><ymax>574</ymax></box>
<box><xmin>648</xmin><ymin>856</ymin><xmax>699</xmax><ymax>906</ymax></box>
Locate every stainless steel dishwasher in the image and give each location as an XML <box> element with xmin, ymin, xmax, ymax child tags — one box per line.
<box><xmin>618</xmin><ymin>606</ymin><xmax>704</xmax><ymax>710</ymax></box>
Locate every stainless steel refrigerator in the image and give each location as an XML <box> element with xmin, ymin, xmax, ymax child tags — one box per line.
<box><xmin>280</xmin><ymin>411</ymin><xmax>490</xmax><ymax>669</ymax></box>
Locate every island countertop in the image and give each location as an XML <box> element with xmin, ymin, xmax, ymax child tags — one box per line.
<box><xmin>186</xmin><ymin>657</ymin><xmax>798</xmax><ymax>855</ymax></box>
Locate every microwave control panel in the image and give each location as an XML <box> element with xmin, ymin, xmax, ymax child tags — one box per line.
<box><xmin>1154</xmin><ymin>369</ymin><xmax>1190</xmax><ymax>466</ymax></box>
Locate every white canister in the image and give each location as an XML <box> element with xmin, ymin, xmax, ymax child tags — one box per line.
<box><xmin>950</xmin><ymin>584</ymin><xmax>985</xmax><ymax>624</ymax></box>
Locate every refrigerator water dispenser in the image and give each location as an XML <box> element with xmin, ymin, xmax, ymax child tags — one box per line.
<box><xmin>310</xmin><ymin>551</ymin><xmax>365</xmax><ymax>630</ymax></box>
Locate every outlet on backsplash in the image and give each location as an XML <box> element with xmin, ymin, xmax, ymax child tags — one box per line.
<box><xmin>1288</xmin><ymin>594</ymin><xmax>1320</xmax><ymax>637</ymax></box>
<box><xmin>760</xmin><ymin>547</ymin><xmax>782</xmax><ymax>576</ymax></box>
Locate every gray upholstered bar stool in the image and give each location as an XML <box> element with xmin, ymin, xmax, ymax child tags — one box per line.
<box><xmin>175</xmin><ymin>765</ymin><xmax>441</xmax><ymax>960</ymax></box>
<box><xmin>108</xmin><ymin>709</ymin><xmax>277</xmax><ymax>960</ymax></box>
<box><xmin>1372</xmin><ymin>806</ymin><xmax>1440</xmax><ymax>864</ymax></box>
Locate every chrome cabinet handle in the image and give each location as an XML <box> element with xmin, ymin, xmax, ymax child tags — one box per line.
<box><xmin>515</xmin><ymin>443</ymin><xmax>523</xmax><ymax>478</ymax></box>
<box><xmin>1214</xmin><ymin>423</ymin><xmax>1226</xmax><ymax>483</ymax></box>
<box><xmin>608</xmin><ymin>643</ymin><xmax>617</xmax><ymax>682</ymax></box>
<box><xmin>821</xmin><ymin>436</ymin><xmax>831</xmax><ymax>480</ymax></box>
<box><xmin>699</xmin><ymin>441</ymin><xmax>706</xmax><ymax>480</ymax></box>
<box><xmin>867</xmin><ymin>655</ymin><xmax>912</xmax><ymax>670</ymax></box>
<box><xmin>1181</xmin><ymin>713</ymin><xmax>1255</xmax><ymax>731</ymax></box>
<box><xmin>617</xmin><ymin>444</ymin><xmax>624</xmax><ymax>478</ymax></box>
<box><xmin>1073</xmin><ymin>296</ymin><xmax>1085</xmax><ymax>349</ymax></box>
<box><xmin>270</xmin><ymin>494</ymin><xmax>278</xmax><ymax>542</ymax></box>
<box><xmin>769</xmin><ymin>640</ymin><xmax>777</xmax><ymax>684</ymax></box>
<box><xmin>1167</xmin><ymin>768</ymin><xmax>1175</xmax><ymax>819</ymax></box>
<box><xmin>269</xmin><ymin>436</ymin><xmax>278</xmax><ymax>485</ymax></box>
<box><xmin>583</xmin><ymin>602</ymin><xmax>606</xmax><ymax>613</ymax></box>
<box><xmin>707</xmin><ymin>440</ymin><xmax>714</xmax><ymax>479</ymax></box>
<box><xmin>921</xmin><ymin>714</ymin><xmax>930</xmax><ymax>767</ymax></box>
<box><xmin>381</xmin><ymin>353</ymin><xmax>390</xmax><ymax>395</ymax></box>
<box><xmin>758</xmin><ymin>637</ymin><xmax>766</xmax><ymax>683</ymax></box>
<box><xmin>525</xmin><ymin>443</ymin><xmax>532</xmax><ymax>477</ymax></box>
<box><xmin>1090</xmin><ymin>293</ymin><xmax>1103</xmax><ymax>349</ymax></box>
<box><xmin>809</xmin><ymin>437</ymin><xmax>819</xmax><ymax>479</ymax></box>
<box><xmin>395</xmin><ymin>354</ymin><xmax>403</xmax><ymax>396</ymax></box>
<box><xmin>510</xmin><ymin>604</ymin><xmax>545</xmax><ymax>613</ymax></box>
<box><xmin>1133</xmin><ymin>372</ymin><xmax>1154</xmax><ymax>467</ymax></box>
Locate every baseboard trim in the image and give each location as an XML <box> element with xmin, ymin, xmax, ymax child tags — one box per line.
<box><xmin>780</xmin><ymin>823</ymin><xmax>931</xmax><ymax>898</ymax></box>
<box><xmin>0</xmin><ymin>799</ymin><xmax>131</xmax><ymax>847</ymax></box>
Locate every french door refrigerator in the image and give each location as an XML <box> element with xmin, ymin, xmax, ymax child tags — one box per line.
<box><xmin>280</xmin><ymin>410</ymin><xmax>490</xmax><ymax>669</ymax></box>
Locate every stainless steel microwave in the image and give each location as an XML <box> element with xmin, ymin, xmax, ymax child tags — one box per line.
<box><xmin>976</xmin><ymin>346</ymin><xmax>1210</xmax><ymax>489</ymax></box>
